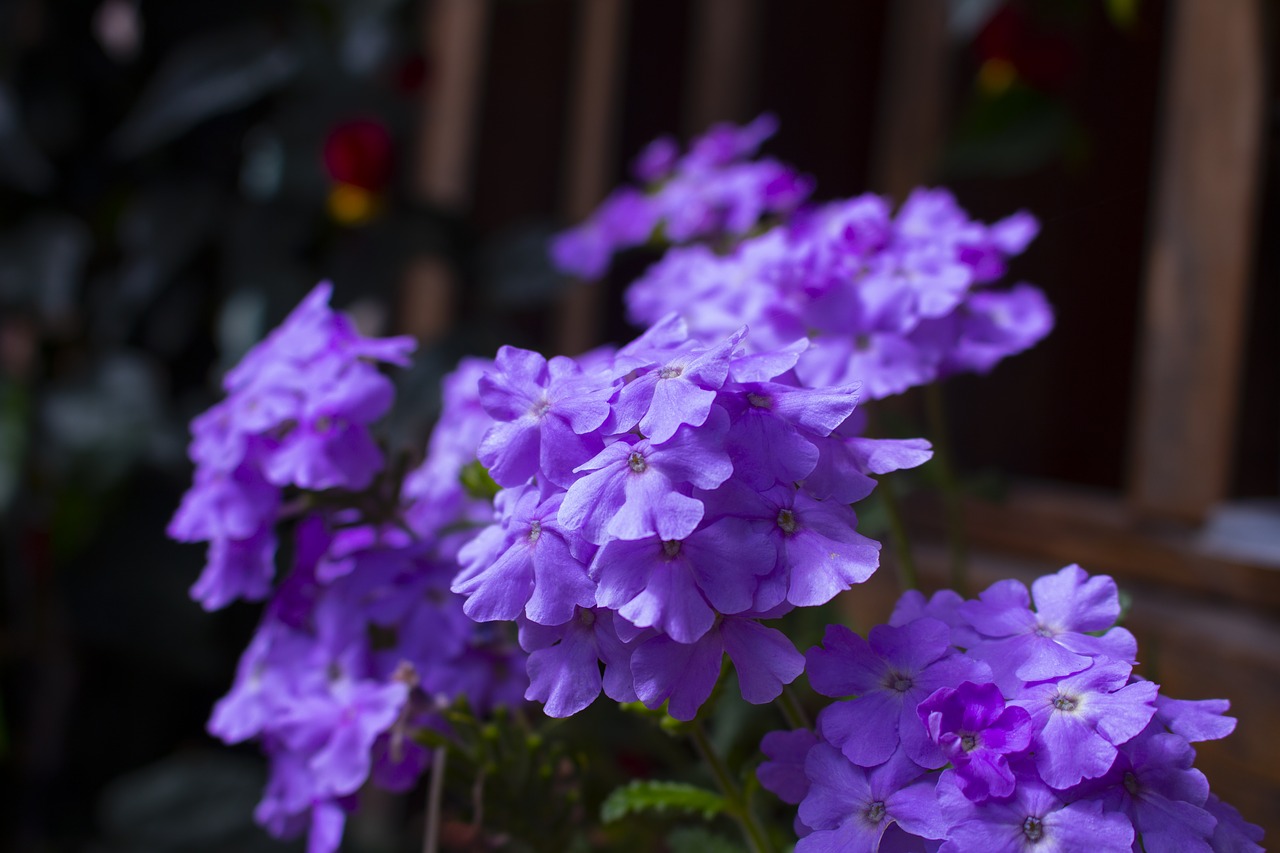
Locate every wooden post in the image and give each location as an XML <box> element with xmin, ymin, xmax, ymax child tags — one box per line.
<box><xmin>1127</xmin><ymin>0</ymin><xmax>1264</xmax><ymax>521</ymax></box>
<box><xmin>553</xmin><ymin>0</ymin><xmax>629</xmax><ymax>356</ymax></box>
<box><xmin>414</xmin><ymin>0</ymin><xmax>491</xmax><ymax>209</ymax></box>
<box><xmin>683</xmin><ymin>0</ymin><xmax>762</xmax><ymax>133</ymax></box>
<box><xmin>869</xmin><ymin>0</ymin><xmax>949</xmax><ymax>202</ymax></box>
<box><xmin>400</xmin><ymin>0</ymin><xmax>492</xmax><ymax>344</ymax></box>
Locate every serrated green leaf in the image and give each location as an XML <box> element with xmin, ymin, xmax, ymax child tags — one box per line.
<box><xmin>600</xmin><ymin>780</ymin><xmax>727</xmax><ymax>824</ymax></box>
<box><xmin>667</xmin><ymin>826</ymin><xmax>745</xmax><ymax>853</ymax></box>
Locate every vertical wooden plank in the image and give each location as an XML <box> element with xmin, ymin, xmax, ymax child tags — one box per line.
<box><xmin>414</xmin><ymin>0</ymin><xmax>492</xmax><ymax>209</ymax></box>
<box><xmin>553</xmin><ymin>0</ymin><xmax>629</xmax><ymax>356</ymax></box>
<box><xmin>400</xmin><ymin>0</ymin><xmax>491</xmax><ymax>343</ymax></box>
<box><xmin>869</xmin><ymin>0</ymin><xmax>948</xmax><ymax>202</ymax></box>
<box><xmin>1128</xmin><ymin>0</ymin><xmax>1264</xmax><ymax>521</ymax></box>
<box><xmin>683</xmin><ymin>0</ymin><xmax>762</xmax><ymax>133</ymax></box>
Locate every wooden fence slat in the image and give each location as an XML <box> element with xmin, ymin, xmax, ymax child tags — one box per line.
<box><xmin>1128</xmin><ymin>0</ymin><xmax>1265</xmax><ymax>521</ymax></box>
<box><xmin>869</xmin><ymin>0</ymin><xmax>948</xmax><ymax>202</ymax></box>
<box><xmin>684</xmin><ymin>0</ymin><xmax>762</xmax><ymax>133</ymax></box>
<box><xmin>400</xmin><ymin>0</ymin><xmax>492</xmax><ymax>343</ymax></box>
<box><xmin>553</xmin><ymin>0</ymin><xmax>629</xmax><ymax>356</ymax></box>
<box><xmin>415</xmin><ymin>0</ymin><xmax>492</xmax><ymax>209</ymax></box>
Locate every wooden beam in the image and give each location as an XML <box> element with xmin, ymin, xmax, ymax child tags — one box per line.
<box><xmin>869</xmin><ymin>0</ymin><xmax>949</xmax><ymax>202</ymax></box>
<box><xmin>554</xmin><ymin>0</ymin><xmax>629</xmax><ymax>356</ymax></box>
<box><xmin>414</xmin><ymin>0</ymin><xmax>492</xmax><ymax>210</ymax></box>
<box><xmin>683</xmin><ymin>0</ymin><xmax>762</xmax><ymax>133</ymax></box>
<box><xmin>907</xmin><ymin>482</ymin><xmax>1280</xmax><ymax>612</ymax></box>
<box><xmin>1128</xmin><ymin>0</ymin><xmax>1264</xmax><ymax>520</ymax></box>
<box><xmin>400</xmin><ymin>0</ymin><xmax>491</xmax><ymax>343</ymax></box>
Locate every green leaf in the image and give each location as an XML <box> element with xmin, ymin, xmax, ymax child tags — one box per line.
<box><xmin>460</xmin><ymin>460</ymin><xmax>501</xmax><ymax>500</ymax></box>
<box><xmin>1105</xmin><ymin>0</ymin><xmax>1140</xmax><ymax>29</ymax></box>
<box><xmin>667</xmin><ymin>826</ymin><xmax>745</xmax><ymax>853</ymax></box>
<box><xmin>600</xmin><ymin>780</ymin><xmax>727</xmax><ymax>824</ymax></box>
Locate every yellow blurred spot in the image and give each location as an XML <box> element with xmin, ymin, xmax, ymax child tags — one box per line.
<box><xmin>327</xmin><ymin>183</ymin><xmax>379</xmax><ymax>226</ymax></box>
<box><xmin>978</xmin><ymin>58</ymin><xmax>1018</xmax><ymax>96</ymax></box>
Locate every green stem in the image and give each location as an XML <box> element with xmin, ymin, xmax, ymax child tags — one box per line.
<box><xmin>878</xmin><ymin>474</ymin><xmax>919</xmax><ymax>592</ymax></box>
<box><xmin>925</xmin><ymin>382</ymin><xmax>968</xmax><ymax>594</ymax></box>
<box><xmin>688</xmin><ymin>720</ymin><xmax>774</xmax><ymax>853</ymax></box>
<box><xmin>777</xmin><ymin>684</ymin><xmax>811</xmax><ymax>731</ymax></box>
<box><xmin>423</xmin><ymin>745</ymin><xmax>448</xmax><ymax>853</ymax></box>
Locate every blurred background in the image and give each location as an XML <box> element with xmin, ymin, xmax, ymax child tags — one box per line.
<box><xmin>0</xmin><ymin>0</ymin><xmax>1276</xmax><ymax>849</ymax></box>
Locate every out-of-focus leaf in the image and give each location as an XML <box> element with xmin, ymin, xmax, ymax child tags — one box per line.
<box><xmin>668</xmin><ymin>826</ymin><xmax>745</xmax><ymax>853</ymax></box>
<box><xmin>97</xmin><ymin>752</ymin><xmax>292</xmax><ymax>853</ymax></box>
<box><xmin>0</xmin><ymin>85</ymin><xmax>55</xmax><ymax>193</ymax></box>
<box><xmin>460</xmin><ymin>460</ymin><xmax>501</xmax><ymax>501</ymax></box>
<box><xmin>40</xmin><ymin>351</ymin><xmax>175</xmax><ymax>488</ymax></box>
<box><xmin>0</xmin><ymin>213</ymin><xmax>91</xmax><ymax>324</ymax></box>
<box><xmin>111</xmin><ymin>25</ymin><xmax>300</xmax><ymax>156</ymax></box>
<box><xmin>941</xmin><ymin>85</ymin><xmax>1081</xmax><ymax>178</ymax></box>
<box><xmin>601</xmin><ymin>780</ymin><xmax>727</xmax><ymax>824</ymax></box>
<box><xmin>0</xmin><ymin>380</ymin><xmax>29</xmax><ymax>513</ymax></box>
<box><xmin>947</xmin><ymin>0</ymin><xmax>1004</xmax><ymax>39</ymax></box>
<box><xmin>92</xmin><ymin>181</ymin><xmax>223</xmax><ymax>343</ymax></box>
<box><xmin>1105</xmin><ymin>0</ymin><xmax>1140</xmax><ymax>29</ymax></box>
<box><xmin>330</xmin><ymin>0</ymin><xmax>412</xmax><ymax>76</ymax></box>
<box><xmin>479</xmin><ymin>222</ymin><xmax>566</xmax><ymax>308</ymax></box>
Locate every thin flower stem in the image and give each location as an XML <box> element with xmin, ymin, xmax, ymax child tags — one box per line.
<box><xmin>878</xmin><ymin>474</ymin><xmax>919</xmax><ymax>592</ymax></box>
<box><xmin>925</xmin><ymin>382</ymin><xmax>968</xmax><ymax>594</ymax></box>
<box><xmin>777</xmin><ymin>684</ymin><xmax>811</xmax><ymax>730</ymax></box>
<box><xmin>423</xmin><ymin>745</ymin><xmax>448</xmax><ymax>853</ymax></box>
<box><xmin>688</xmin><ymin>720</ymin><xmax>775</xmax><ymax>853</ymax></box>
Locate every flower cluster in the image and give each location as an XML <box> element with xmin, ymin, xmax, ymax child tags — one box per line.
<box><xmin>170</xmin><ymin>287</ymin><xmax>526</xmax><ymax>851</ymax></box>
<box><xmin>167</xmin><ymin>282</ymin><xmax>416</xmax><ymax>610</ymax></box>
<box><xmin>452</xmin><ymin>314</ymin><xmax>933</xmax><ymax>720</ymax></box>
<box><xmin>625</xmin><ymin>187</ymin><xmax>1053</xmax><ymax>399</ymax></box>
<box><xmin>208</xmin><ymin>517</ymin><xmax>523</xmax><ymax>852</ymax></box>
<box><xmin>759</xmin><ymin>565</ymin><xmax>1265</xmax><ymax>851</ymax></box>
<box><xmin>550</xmin><ymin>113</ymin><xmax>812</xmax><ymax>280</ymax></box>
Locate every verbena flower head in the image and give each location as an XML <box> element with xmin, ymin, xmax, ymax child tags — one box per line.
<box><xmin>169</xmin><ymin>282</ymin><xmax>416</xmax><ymax>611</ymax></box>
<box><xmin>550</xmin><ymin>114</ymin><xmax>812</xmax><ymax>279</ymax></box>
<box><xmin>454</xmin><ymin>318</ymin><xmax>930</xmax><ymax>721</ymax></box>
<box><xmin>623</xmin><ymin>184</ymin><xmax>1052</xmax><ymax>399</ymax></box>
<box><xmin>759</xmin><ymin>565</ymin><xmax>1264</xmax><ymax>851</ymax></box>
<box><xmin>171</xmin><ymin>290</ymin><xmax>531</xmax><ymax>853</ymax></box>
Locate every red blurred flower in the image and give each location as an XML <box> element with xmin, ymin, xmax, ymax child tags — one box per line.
<box><xmin>973</xmin><ymin>4</ymin><xmax>1076</xmax><ymax>94</ymax></box>
<box><xmin>323</xmin><ymin>119</ymin><xmax>394</xmax><ymax>193</ymax></box>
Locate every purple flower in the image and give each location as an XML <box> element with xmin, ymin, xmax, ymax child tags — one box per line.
<box><xmin>558</xmin><ymin>414</ymin><xmax>733</xmax><ymax>545</ymax></box>
<box><xmin>401</xmin><ymin>357</ymin><xmax>496</xmax><ymax>539</ymax></box>
<box><xmin>452</xmin><ymin>488</ymin><xmax>594</xmax><ymax>626</ymax></box>
<box><xmin>722</xmin><ymin>483</ymin><xmax>881</xmax><ymax>610</ymax></box>
<box><xmin>476</xmin><ymin>346</ymin><xmax>612</xmax><ymax>488</ymax></box>
<box><xmin>631</xmin><ymin>615</ymin><xmax>803</xmax><ymax>720</ymax></box>
<box><xmin>1206</xmin><ymin>794</ymin><xmax>1266</xmax><ymax>853</ymax></box>
<box><xmin>551</xmin><ymin>116</ymin><xmax>809</xmax><ymax>280</ymax></box>
<box><xmin>758</xmin><ymin>728</ymin><xmax>820</xmax><ymax>807</ymax></box>
<box><xmin>961</xmin><ymin>564</ymin><xmax>1137</xmax><ymax>690</ymax></box>
<box><xmin>1084</xmin><ymin>730</ymin><xmax>1217</xmax><ymax>852</ymax></box>
<box><xmin>720</xmin><ymin>379</ymin><xmax>862</xmax><ymax>490</ymax></box>
<box><xmin>1153</xmin><ymin>693</ymin><xmax>1237</xmax><ymax>743</ymax></box>
<box><xmin>592</xmin><ymin>517</ymin><xmax>771</xmax><ymax>642</ymax></box>
<box><xmin>276</xmin><ymin>674</ymin><xmax>409</xmax><ymax>800</ymax></box>
<box><xmin>917</xmin><ymin>681</ymin><xmax>1032</xmax><ymax>801</ymax></box>
<box><xmin>611</xmin><ymin>329</ymin><xmax>741</xmax><ymax>444</ymax></box>
<box><xmin>520</xmin><ymin>608</ymin><xmax>642</xmax><ymax>717</ymax></box>
<box><xmin>808</xmin><ymin>620</ymin><xmax>991</xmax><ymax>769</ymax></box>
<box><xmin>940</xmin><ymin>778</ymin><xmax>1134</xmax><ymax>853</ymax></box>
<box><xmin>190</xmin><ymin>525</ymin><xmax>278</xmax><ymax>611</ymax></box>
<box><xmin>1010</xmin><ymin>658</ymin><xmax>1157</xmax><ymax>789</ymax></box>
<box><xmin>796</xmin><ymin>745</ymin><xmax>946</xmax><ymax>852</ymax></box>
